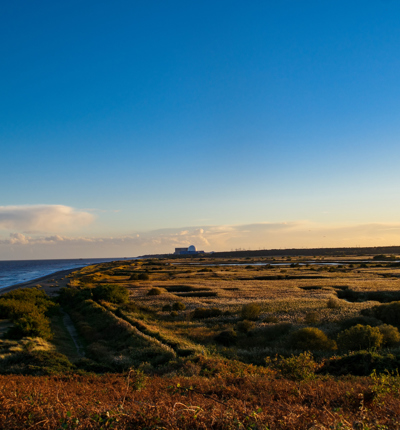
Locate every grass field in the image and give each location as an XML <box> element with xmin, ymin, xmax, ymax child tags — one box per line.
<box><xmin>2</xmin><ymin>254</ymin><xmax>400</xmax><ymax>428</ymax></box>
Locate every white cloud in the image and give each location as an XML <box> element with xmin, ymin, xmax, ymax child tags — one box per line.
<box><xmin>0</xmin><ymin>205</ymin><xmax>94</xmax><ymax>233</ymax></box>
<box><xmin>1</xmin><ymin>220</ymin><xmax>400</xmax><ymax>259</ymax></box>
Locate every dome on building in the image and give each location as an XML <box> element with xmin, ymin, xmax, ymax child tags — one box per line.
<box><xmin>188</xmin><ymin>245</ymin><xmax>196</xmax><ymax>252</ymax></box>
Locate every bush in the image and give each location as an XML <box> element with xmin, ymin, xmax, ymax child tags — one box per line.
<box><xmin>215</xmin><ymin>329</ymin><xmax>237</xmax><ymax>346</ymax></box>
<box><xmin>162</xmin><ymin>304</ymin><xmax>172</xmax><ymax>312</ymax></box>
<box><xmin>266</xmin><ymin>352</ymin><xmax>317</xmax><ymax>380</ymax></box>
<box><xmin>321</xmin><ymin>351</ymin><xmax>400</xmax><ymax>376</ymax></box>
<box><xmin>241</xmin><ymin>303</ymin><xmax>261</xmax><ymax>320</ymax></box>
<box><xmin>147</xmin><ymin>288</ymin><xmax>163</xmax><ymax>296</ymax></box>
<box><xmin>172</xmin><ymin>302</ymin><xmax>186</xmax><ymax>311</ymax></box>
<box><xmin>193</xmin><ymin>307</ymin><xmax>223</xmax><ymax>319</ymax></box>
<box><xmin>237</xmin><ymin>320</ymin><xmax>255</xmax><ymax>333</ymax></box>
<box><xmin>138</xmin><ymin>273</ymin><xmax>150</xmax><ymax>281</ymax></box>
<box><xmin>261</xmin><ymin>323</ymin><xmax>293</xmax><ymax>342</ymax></box>
<box><xmin>327</xmin><ymin>297</ymin><xmax>341</xmax><ymax>309</ymax></box>
<box><xmin>263</xmin><ymin>316</ymin><xmax>279</xmax><ymax>323</ymax></box>
<box><xmin>337</xmin><ymin>324</ymin><xmax>383</xmax><ymax>351</ymax></box>
<box><xmin>93</xmin><ymin>284</ymin><xmax>129</xmax><ymax>304</ymax></box>
<box><xmin>304</xmin><ymin>312</ymin><xmax>319</xmax><ymax>324</ymax></box>
<box><xmin>340</xmin><ymin>316</ymin><xmax>382</xmax><ymax>331</ymax></box>
<box><xmin>288</xmin><ymin>327</ymin><xmax>336</xmax><ymax>351</ymax></box>
<box><xmin>6</xmin><ymin>312</ymin><xmax>53</xmax><ymax>340</ymax></box>
<box><xmin>367</xmin><ymin>301</ymin><xmax>400</xmax><ymax>326</ymax></box>
<box><xmin>378</xmin><ymin>324</ymin><xmax>400</xmax><ymax>347</ymax></box>
<box><xmin>1</xmin><ymin>350</ymin><xmax>75</xmax><ymax>375</ymax></box>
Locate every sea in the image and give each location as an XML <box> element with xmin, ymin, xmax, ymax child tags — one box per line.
<box><xmin>0</xmin><ymin>258</ymin><xmax>123</xmax><ymax>290</ymax></box>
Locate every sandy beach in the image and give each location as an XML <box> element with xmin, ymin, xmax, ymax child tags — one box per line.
<box><xmin>0</xmin><ymin>268</ymin><xmax>79</xmax><ymax>297</ymax></box>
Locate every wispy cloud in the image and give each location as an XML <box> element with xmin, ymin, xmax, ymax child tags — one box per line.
<box><xmin>1</xmin><ymin>221</ymin><xmax>400</xmax><ymax>259</ymax></box>
<box><xmin>0</xmin><ymin>205</ymin><xmax>94</xmax><ymax>233</ymax></box>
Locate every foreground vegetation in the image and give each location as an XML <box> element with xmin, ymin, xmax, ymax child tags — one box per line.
<box><xmin>2</xmin><ymin>254</ymin><xmax>400</xmax><ymax>428</ymax></box>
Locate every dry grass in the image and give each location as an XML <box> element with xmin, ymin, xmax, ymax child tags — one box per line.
<box><xmin>0</xmin><ymin>372</ymin><xmax>399</xmax><ymax>429</ymax></box>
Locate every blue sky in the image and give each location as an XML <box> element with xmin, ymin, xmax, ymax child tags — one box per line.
<box><xmin>1</xmin><ymin>1</ymin><xmax>400</xmax><ymax>258</ymax></box>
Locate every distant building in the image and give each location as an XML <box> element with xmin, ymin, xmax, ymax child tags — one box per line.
<box><xmin>174</xmin><ymin>245</ymin><xmax>205</xmax><ymax>255</ymax></box>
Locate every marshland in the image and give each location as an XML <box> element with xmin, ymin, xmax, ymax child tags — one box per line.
<box><xmin>1</xmin><ymin>253</ymin><xmax>400</xmax><ymax>428</ymax></box>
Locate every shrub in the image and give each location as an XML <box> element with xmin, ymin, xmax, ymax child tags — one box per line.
<box><xmin>266</xmin><ymin>352</ymin><xmax>317</xmax><ymax>380</ymax></box>
<box><xmin>147</xmin><ymin>288</ymin><xmax>163</xmax><ymax>296</ymax></box>
<box><xmin>172</xmin><ymin>302</ymin><xmax>186</xmax><ymax>311</ymax></box>
<box><xmin>263</xmin><ymin>316</ymin><xmax>279</xmax><ymax>323</ymax></box>
<box><xmin>304</xmin><ymin>312</ymin><xmax>319</xmax><ymax>324</ymax></box>
<box><xmin>340</xmin><ymin>316</ymin><xmax>382</xmax><ymax>331</ymax></box>
<box><xmin>367</xmin><ymin>301</ymin><xmax>400</xmax><ymax>326</ymax></box>
<box><xmin>237</xmin><ymin>320</ymin><xmax>255</xmax><ymax>333</ymax></box>
<box><xmin>261</xmin><ymin>323</ymin><xmax>293</xmax><ymax>342</ymax></box>
<box><xmin>378</xmin><ymin>324</ymin><xmax>400</xmax><ymax>347</ymax></box>
<box><xmin>119</xmin><ymin>301</ymin><xmax>138</xmax><ymax>313</ymax></box>
<box><xmin>215</xmin><ymin>329</ymin><xmax>237</xmax><ymax>346</ymax></box>
<box><xmin>321</xmin><ymin>351</ymin><xmax>400</xmax><ymax>376</ymax></box>
<box><xmin>162</xmin><ymin>304</ymin><xmax>172</xmax><ymax>312</ymax></box>
<box><xmin>327</xmin><ymin>297</ymin><xmax>341</xmax><ymax>309</ymax></box>
<box><xmin>129</xmin><ymin>274</ymin><xmax>139</xmax><ymax>280</ymax></box>
<box><xmin>288</xmin><ymin>327</ymin><xmax>336</xmax><ymax>351</ymax></box>
<box><xmin>93</xmin><ymin>284</ymin><xmax>129</xmax><ymax>304</ymax></box>
<box><xmin>138</xmin><ymin>273</ymin><xmax>150</xmax><ymax>281</ymax></box>
<box><xmin>193</xmin><ymin>307</ymin><xmax>223</xmax><ymax>319</ymax></box>
<box><xmin>7</xmin><ymin>313</ymin><xmax>53</xmax><ymax>340</ymax></box>
<box><xmin>241</xmin><ymin>303</ymin><xmax>261</xmax><ymax>321</ymax></box>
<box><xmin>170</xmin><ymin>311</ymin><xmax>178</xmax><ymax>317</ymax></box>
<box><xmin>337</xmin><ymin>324</ymin><xmax>383</xmax><ymax>351</ymax></box>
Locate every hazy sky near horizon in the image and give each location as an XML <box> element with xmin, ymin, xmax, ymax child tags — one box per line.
<box><xmin>1</xmin><ymin>1</ymin><xmax>400</xmax><ymax>258</ymax></box>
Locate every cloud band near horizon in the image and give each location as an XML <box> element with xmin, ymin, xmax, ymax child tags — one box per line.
<box><xmin>1</xmin><ymin>219</ymin><xmax>400</xmax><ymax>259</ymax></box>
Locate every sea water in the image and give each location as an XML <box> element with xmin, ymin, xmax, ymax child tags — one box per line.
<box><xmin>0</xmin><ymin>258</ymin><xmax>120</xmax><ymax>290</ymax></box>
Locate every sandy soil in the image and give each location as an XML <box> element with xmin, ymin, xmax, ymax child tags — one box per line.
<box><xmin>0</xmin><ymin>268</ymin><xmax>78</xmax><ymax>297</ymax></box>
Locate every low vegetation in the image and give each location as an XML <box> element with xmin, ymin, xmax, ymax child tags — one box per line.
<box><xmin>2</xmin><ymin>255</ymin><xmax>400</xmax><ymax>428</ymax></box>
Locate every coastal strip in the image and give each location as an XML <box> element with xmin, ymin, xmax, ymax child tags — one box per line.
<box><xmin>0</xmin><ymin>268</ymin><xmax>79</xmax><ymax>296</ymax></box>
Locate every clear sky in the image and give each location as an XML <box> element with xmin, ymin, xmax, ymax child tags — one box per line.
<box><xmin>1</xmin><ymin>1</ymin><xmax>400</xmax><ymax>259</ymax></box>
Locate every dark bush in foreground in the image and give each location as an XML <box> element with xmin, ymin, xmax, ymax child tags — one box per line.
<box><xmin>0</xmin><ymin>288</ymin><xmax>55</xmax><ymax>340</ymax></box>
<box><xmin>215</xmin><ymin>329</ymin><xmax>237</xmax><ymax>346</ymax></box>
<box><xmin>337</xmin><ymin>324</ymin><xmax>383</xmax><ymax>351</ymax></box>
<box><xmin>1</xmin><ymin>350</ymin><xmax>74</xmax><ymax>375</ymax></box>
<box><xmin>320</xmin><ymin>350</ymin><xmax>400</xmax><ymax>376</ymax></box>
<box><xmin>288</xmin><ymin>327</ymin><xmax>336</xmax><ymax>351</ymax></box>
<box><xmin>7</xmin><ymin>313</ymin><xmax>53</xmax><ymax>340</ymax></box>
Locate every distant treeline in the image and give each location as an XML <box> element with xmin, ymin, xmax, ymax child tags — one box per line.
<box><xmin>208</xmin><ymin>246</ymin><xmax>400</xmax><ymax>259</ymax></box>
<box><xmin>142</xmin><ymin>245</ymin><xmax>400</xmax><ymax>259</ymax></box>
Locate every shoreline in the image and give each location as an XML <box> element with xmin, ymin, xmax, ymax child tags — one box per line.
<box><xmin>0</xmin><ymin>268</ymin><xmax>79</xmax><ymax>296</ymax></box>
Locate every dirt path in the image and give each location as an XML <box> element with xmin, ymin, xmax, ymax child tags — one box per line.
<box><xmin>60</xmin><ymin>309</ymin><xmax>85</xmax><ymax>357</ymax></box>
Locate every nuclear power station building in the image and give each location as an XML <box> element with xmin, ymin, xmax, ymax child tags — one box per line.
<box><xmin>174</xmin><ymin>245</ymin><xmax>204</xmax><ymax>255</ymax></box>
